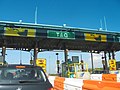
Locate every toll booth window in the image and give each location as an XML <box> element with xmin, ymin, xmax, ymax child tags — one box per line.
<box><xmin>69</xmin><ymin>66</ymin><xmax>75</xmax><ymax>72</ymax></box>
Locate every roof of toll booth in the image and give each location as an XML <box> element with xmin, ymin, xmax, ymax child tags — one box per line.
<box><xmin>0</xmin><ymin>21</ymin><xmax>120</xmax><ymax>52</ymax></box>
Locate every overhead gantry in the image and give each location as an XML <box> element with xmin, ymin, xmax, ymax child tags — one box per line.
<box><xmin>0</xmin><ymin>21</ymin><xmax>120</xmax><ymax>71</ymax></box>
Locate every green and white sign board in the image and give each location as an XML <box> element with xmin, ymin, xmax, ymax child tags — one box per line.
<box><xmin>47</xmin><ymin>30</ymin><xmax>75</xmax><ymax>39</ymax></box>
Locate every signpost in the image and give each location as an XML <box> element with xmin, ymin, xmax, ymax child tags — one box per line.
<box><xmin>47</xmin><ymin>30</ymin><xmax>75</xmax><ymax>39</ymax></box>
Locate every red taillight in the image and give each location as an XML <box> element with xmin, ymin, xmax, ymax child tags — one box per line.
<box><xmin>16</xmin><ymin>66</ymin><xmax>25</xmax><ymax>68</ymax></box>
<box><xmin>48</xmin><ymin>88</ymin><xmax>54</xmax><ymax>90</ymax></box>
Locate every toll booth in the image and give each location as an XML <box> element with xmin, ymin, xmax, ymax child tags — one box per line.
<box><xmin>62</xmin><ymin>61</ymin><xmax>88</xmax><ymax>78</ymax></box>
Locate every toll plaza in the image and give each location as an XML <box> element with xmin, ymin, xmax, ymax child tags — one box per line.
<box><xmin>1</xmin><ymin>21</ymin><xmax>120</xmax><ymax>89</ymax></box>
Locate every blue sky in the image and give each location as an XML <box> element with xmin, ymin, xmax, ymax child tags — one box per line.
<box><xmin>0</xmin><ymin>0</ymin><xmax>120</xmax><ymax>74</ymax></box>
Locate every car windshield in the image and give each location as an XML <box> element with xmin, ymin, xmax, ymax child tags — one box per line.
<box><xmin>0</xmin><ymin>66</ymin><xmax>46</xmax><ymax>82</ymax></box>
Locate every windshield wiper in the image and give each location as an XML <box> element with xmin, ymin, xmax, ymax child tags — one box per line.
<box><xmin>19</xmin><ymin>80</ymin><xmax>42</xmax><ymax>83</ymax></box>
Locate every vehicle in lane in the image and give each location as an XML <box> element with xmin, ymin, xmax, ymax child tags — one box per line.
<box><xmin>0</xmin><ymin>64</ymin><xmax>53</xmax><ymax>90</ymax></box>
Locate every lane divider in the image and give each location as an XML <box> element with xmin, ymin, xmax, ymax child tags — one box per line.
<box><xmin>54</xmin><ymin>77</ymin><xmax>65</xmax><ymax>90</ymax></box>
<box><xmin>82</xmin><ymin>80</ymin><xmax>120</xmax><ymax>90</ymax></box>
<box><xmin>91</xmin><ymin>74</ymin><xmax>120</xmax><ymax>82</ymax></box>
<box><xmin>48</xmin><ymin>74</ymin><xmax>120</xmax><ymax>90</ymax></box>
<box><xmin>64</xmin><ymin>78</ymin><xmax>83</xmax><ymax>90</ymax></box>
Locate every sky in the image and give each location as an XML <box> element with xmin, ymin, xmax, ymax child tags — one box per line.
<box><xmin>0</xmin><ymin>0</ymin><xmax>120</xmax><ymax>74</ymax></box>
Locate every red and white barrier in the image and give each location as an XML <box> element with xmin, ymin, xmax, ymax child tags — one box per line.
<box><xmin>48</xmin><ymin>74</ymin><xmax>120</xmax><ymax>90</ymax></box>
<box><xmin>64</xmin><ymin>78</ymin><xmax>83</xmax><ymax>90</ymax></box>
<box><xmin>48</xmin><ymin>76</ymin><xmax>56</xmax><ymax>87</ymax></box>
<box><xmin>117</xmin><ymin>74</ymin><xmax>120</xmax><ymax>82</ymax></box>
<box><xmin>90</xmin><ymin>74</ymin><xmax>102</xmax><ymax>81</ymax></box>
<box><xmin>91</xmin><ymin>74</ymin><xmax>120</xmax><ymax>82</ymax></box>
<box><xmin>48</xmin><ymin>76</ymin><xmax>83</xmax><ymax>90</ymax></box>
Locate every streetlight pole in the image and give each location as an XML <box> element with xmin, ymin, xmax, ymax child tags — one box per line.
<box><xmin>2</xmin><ymin>46</ymin><xmax>6</xmax><ymax>65</ymax></box>
<box><xmin>56</xmin><ymin>53</ymin><xmax>58</xmax><ymax>60</ymax></box>
<box><xmin>56</xmin><ymin>53</ymin><xmax>59</xmax><ymax>74</ymax></box>
<box><xmin>104</xmin><ymin>51</ymin><xmax>108</xmax><ymax>71</ymax></box>
<box><xmin>91</xmin><ymin>51</ymin><xmax>94</xmax><ymax>73</ymax></box>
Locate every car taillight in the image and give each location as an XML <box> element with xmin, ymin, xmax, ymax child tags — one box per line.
<box><xmin>48</xmin><ymin>88</ymin><xmax>54</xmax><ymax>90</ymax></box>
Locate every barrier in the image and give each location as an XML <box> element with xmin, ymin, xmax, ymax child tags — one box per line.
<box><xmin>102</xmin><ymin>74</ymin><xmax>117</xmax><ymax>82</ymax></box>
<box><xmin>82</xmin><ymin>80</ymin><xmax>120</xmax><ymax>90</ymax></box>
<box><xmin>49</xmin><ymin>76</ymin><xmax>83</xmax><ymax>90</ymax></box>
<box><xmin>64</xmin><ymin>78</ymin><xmax>83</xmax><ymax>90</ymax></box>
<box><xmin>117</xmin><ymin>74</ymin><xmax>120</xmax><ymax>82</ymax></box>
<box><xmin>82</xmin><ymin>80</ymin><xmax>102</xmax><ymax>90</ymax></box>
<box><xmin>109</xmin><ymin>70</ymin><xmax>120</xmax><ymax>74</ymax></box>
<box><xmin>90</xmin><ymin>74</ymin><xmax>102</xmax><ymax>81</ymax></box>
<box><xmin>102</xmin><ymin>81</ymin><xmax>120</xmax><ymax>90</ymax></box>
<box><xmin>91</xmin><ymin>74</ymin><xmax>119</xmax><ymax>82</ymax></box>
<box><xmin>48</xmin><ymin>76</ymin><xmax>56</xmax><ymax>87</ymax></box>
<box><xmin>54</xmin><ymin>77</ymin><xmax>65</xmax><ymax>90</ymax></box>
<box><xmin>48</xmin><ymin>74</ymin><xmax>120</xmax><ymax>90</ymax></box>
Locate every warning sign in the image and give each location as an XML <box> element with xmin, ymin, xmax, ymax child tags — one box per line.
<box><xmin>36</xmin><ymin>58</ymin><xmax>46</xmax><ymax>72</ymax></box>
<box><xmin>4</xmin><ymin>27</ymin><xmax>36</xmax><ymax>37</ymax></box>
<box><xmin>109</xmin><ymin>59</ymin><xmax>116</xmax><ymax>70</ymax></box>
<box><xmin>85</xmin><ymin>33</ymin><xmax>107</xmax><ymax>42</ymax></box>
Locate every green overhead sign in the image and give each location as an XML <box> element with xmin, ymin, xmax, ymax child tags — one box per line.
<box><xmin>47</xmin><ymin>30</ymin><xmax>75</xmax><ymax>39</ymax></box>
